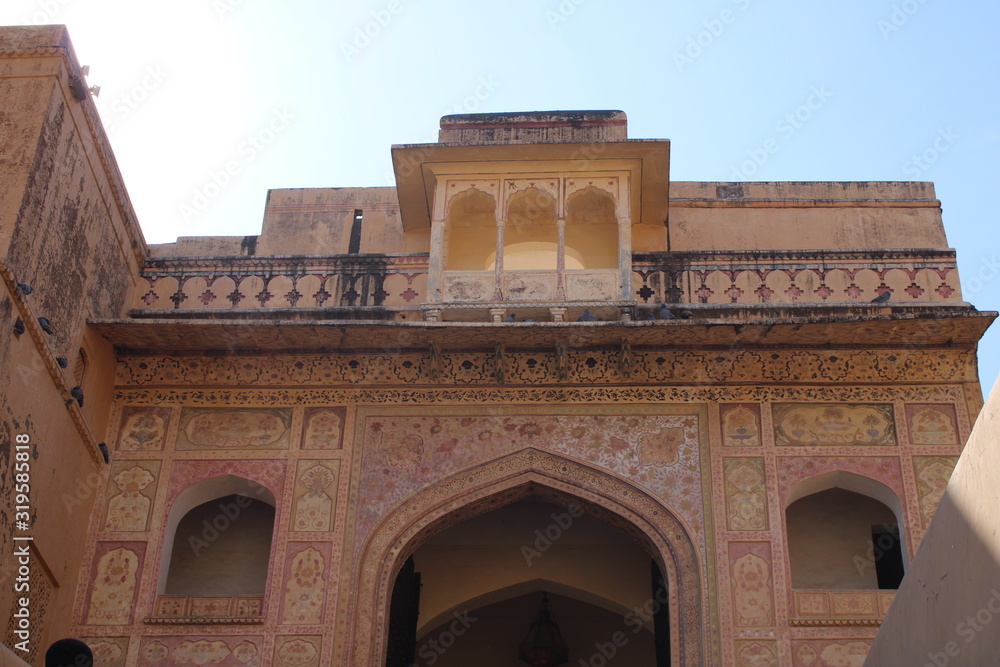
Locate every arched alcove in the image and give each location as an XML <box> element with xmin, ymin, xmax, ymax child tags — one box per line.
<box><xmin>566</xmin><ymin>187</ymin><xmax>619</xmax><ymax>269</ymax></box>
<box><xmin>157</xmin><ymin>475</ymin><xmax>277</xmax><ymax>596</ymax></box>
<box><xmin>784</xmin><ymin>472</ymin><xmax>908</xmax><ymax>590</ymax></box>
<box><xmin>445</xmin><ymin>188</ymin><xmax>496</xmax><ymax>271</ymax></box>
<box><xmin>503</xmin><ymin>188</ymin><xmax>558</xmax><ymax>270</ymax></box>
<box><xmin>349</xmin><ymin>448</ymin><xmax>705</xmax><ymax>667</ymax></box>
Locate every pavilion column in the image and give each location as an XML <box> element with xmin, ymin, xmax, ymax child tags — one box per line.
<box><xmin>492</xmin><ymin>219</ymin><xmax>505</xmax><ymax>301</ymax></box>
<box><xmin>428</xmin><ymin>219</ymin><xmax>446</xmax><ymax>303</ymax></box>
<box><xmin>618</xmin><ymin>216</ymin><xmax>632</xmax><ymax>300</ymax></box>
<box><xmin>556</xmin><ymin>218</ymin><xmax>567</xmax><ymax>300</ymax></box>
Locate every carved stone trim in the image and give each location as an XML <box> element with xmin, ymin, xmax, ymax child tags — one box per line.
<box><xmin>347</xmin><ymin>448</ymin><xmax>706</xmax><ymax>666</ymax></box>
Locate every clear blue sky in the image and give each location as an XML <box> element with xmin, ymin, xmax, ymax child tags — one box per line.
<box><xmin>3</xmin><ymin>0</ymin><xmax>998</xmax><ymax>391</ymax></box>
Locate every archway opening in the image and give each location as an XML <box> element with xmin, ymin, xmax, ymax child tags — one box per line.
<box><xmin>157</xmin><ymin>475</ymin><xmax>277</xmax><ymax>596</ymax></box>
<box><xmin>387</xmin><ymin>495</ymin><xmax>666</xmax><ymax>666</ymax></box>
<box><xmin>786</xmin><ymin>486</ymin><xmax>905</xmax><ymax>590</ymax></box>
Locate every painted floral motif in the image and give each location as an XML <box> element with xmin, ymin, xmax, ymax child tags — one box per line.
<box><xmin>723</xmin><ymin>404</ymin><xmax>761</xmax><ymax>447</ymax></box>
<box><xmin>231</xmin><ymin>642</ymin><xmax>259</xmax><ymax>664</ymax></box>
<box><xmin>179</xmin><ymin>408</ymin><xmax>291</xmax><ymax>449</ymax></box>
<box><xmin>191</xmin><ymin>598</ymin><xmax>232</xmax><ymax>617</ymax></box>
<box><xmin>282</xmin><ymin>548</ymin><xmax>326</xmax><ymax>624</ymax></box>
<box><xmin>275</xmin><ymin>638</ymin><xmax>320</xmax><ymax>666</ymax></box>
<box><xmin>914</xmin><ymin>457</ymin><xmax>958</xmax><ymax>526</ymax></box>
<box><xmin>303</xmin><ymin>409</ymin><xmax>344</xmax><ymax>449</ymax></box>
<box><xmin>638</xmin><ymin>426</ymin><xmax>685</xmax><ymax>467</ymax></box>
<box><xmin>155</xmin><ymin>596</ymin><xmax>186</xmax><ymax>616</ymax></box>
<box><xmin>377</xmin><ymin>430</ymin><xmax>425</xmax><ymax>468</ymax></box>
<box><xmin>732</xmin><ymin>552</ymin><xmax>773</xmax><ymax>626</ymax></box>
<box><xmin>795</xmin><ymin>644</ymin><xmax>819</xmax><ymax>665</ymax></box>
<box><xmin>818</xmin><ymin>641</ymin><xmax>870</xmax><ymax>666</ymax></box>
<box><xmin>142</xmin><ymin>641</ymin><xmax>169</xmax><ymax>663</ymax></box>
<box><xmin>293</xmin><ymin>463</ymin><xmax>337</xmax><ymax>532</ymax></box>
<box><xmin>736</xmin><ymin>641</ymin><xmax>777</xmax><ymax>667</ymax></box>
<box><xmin>87</xmin><ymin>547</ymin><xmax>139</xmax><ymax>625</ymax></box>
<box><xmin>172</xmin><ymin>640</ymin><xmax>231</xmax><ymax>665</ymax></box>
<box><xmin>907</xmin><ymin>405</ymin><xmax>959</xmax><ymax>445</ymax></box>
<box><xmin>774</xmin><ymin>403</ymin><xmax>896</xmax><ymax>446</ymax></box>
<box><xmin>119</xmin><ymin>411</ymin><xmax>166</xmax><ymax>450</ymax></box>
<box><xmin>724</xmin><ymin>458</ymin><xmax>768</xmax><ymax>530</ymax></box>
<box><xmin>831</xmin><ymin>594</ymin><xmax>875</xmax><ymax>616</ymax></box>
<box><xmin>360</xmin><ymin>410</ymin><xmax>705</xmax><ymax>554</ymax></box>
<box><xmin>87</xmin><ymin>640</ymin><xmax>124</xmax><ymax>666</ymax></box>
<box><xmin>104</xmin><ymin>465</ymin><xmax>155</xmax><ymax>531</ymax></box>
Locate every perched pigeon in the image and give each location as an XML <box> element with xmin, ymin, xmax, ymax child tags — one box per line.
<box><xmin>13</xmin><ymin>318</ymin><xmax>25</xmax><ymax>335</ymax></box>
<box><xmin>659</xmin><ymin>303</ymin><xmax>676</xmax><ymax>320</ymax></box>
<box><xmin>646</xmin><ymin>313</ymin><xmax>657</xmax><ymax>321</ymax></box>
<box><xmin>871</xmin><ymin>291</ymin><xmax>891</xmax><ymax>303</ymax></box>
<box><xmin>37</xmin><ymin>317</ymin><xmax>53</xmax><ymax>334</ymax></box>
<box><xmin>70</xmin><ymin>386</ymin><xmax>84</xmax><ymax>407</ymax></box>
<box><xmin>17</xmin><ymin>283</ymin><xmax>32</xmax><ymax>295</ymax></box>
<box><xmin>503</xmin><ymin>313</ymin><xmax>516</xmax><ymax>322</ymax></box>
<box><xmin>677</xmin><ymin>309</ymin><xmax>694</xmax><ymax>320</ymax></box>
<box><xmin>577</xmin><ymin>309</ymin><xmax>597</xmax><ymax>322</ymax></box>
<box><xmin>56</xmin><ymin>357</ymin><xmax>69</xmax><ymax>368</ymax></box>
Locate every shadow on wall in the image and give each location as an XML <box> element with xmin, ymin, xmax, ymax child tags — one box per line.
<box><xmin>865</xmin><ymin>377</ymin><xmax>1000</xmax><ymax>666</ymax></box>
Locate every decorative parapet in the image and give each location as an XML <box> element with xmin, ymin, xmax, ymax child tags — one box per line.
<box><xmin>134</xmin><ymin>254</ymin><xmax>429</xmax><ymax>312</ymax></box>
<box><xmin>131</xmin><ymin>249</ymin><xmax>963</xmax><ymax>315</ymax></box>
<box><xmin>632</xmin><ymin>249</ymin><xmax>961</xmax><ymax>305</ymax></box>
<box><xmin>789</xmin><ymin>589</ymin><xmax>896</xmax><ymax>626</ymax></box>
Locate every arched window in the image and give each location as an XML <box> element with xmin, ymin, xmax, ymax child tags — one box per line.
<box><xmin>501</xmin><ymin>188</ymin><xmax>559</xmax><ymax>270</ymax></box>
<box><xmin>566</xmin><ymin>187</ymin><xmax>618</xmax><ymax>269</ymax></box>
<box><xmin>785</xmin><ymin>472</ymin><xmax>906</xmax><ymax>589</ymax></box>
<box><xmin>158</xmin><ymin>475</ymin><xmax>276</xmax><ymax>597</ymax></box>
<box><xmin>445</xmin><ymin>188</ymin><xmax>497</xmax><ymax>271</ymax></box>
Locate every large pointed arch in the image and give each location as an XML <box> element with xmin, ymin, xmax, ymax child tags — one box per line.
<box><xmin>346</xmin><ymin>448</ymin><xmax>706</xmax><ymax>666</ymax></box>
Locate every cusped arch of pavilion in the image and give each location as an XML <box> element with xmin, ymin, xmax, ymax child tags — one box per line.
<box><xmin>347</xmin><ymin>447</ymin><xmax>707</xmax><ymax>666</ymax></box>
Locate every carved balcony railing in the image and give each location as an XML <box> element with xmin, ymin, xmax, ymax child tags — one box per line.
<box><xmin>632</xmin><ymin>249</ymin><xmax>962</xmax><ymax>306</ymax></box>
<box><xmin>146</xmin><ymin>595</ymin><xmax>265</xmax><ymax>624</ymax></box>
<box><xmin>789</xmin><ymin>589</ymin><xmax>896</xmax><ymax>627</ymax></box>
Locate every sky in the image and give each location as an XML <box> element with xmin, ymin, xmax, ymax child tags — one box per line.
<box><xmin>2</xmin><ymin>0</ymin><xmax>998</xmax><ymax>391</ymax></box>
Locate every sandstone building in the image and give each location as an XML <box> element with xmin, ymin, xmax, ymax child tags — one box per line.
<box><xmin>0</xmin><ymin>25</ymin><xmax>995</xmax><ymax>667</ymax></box>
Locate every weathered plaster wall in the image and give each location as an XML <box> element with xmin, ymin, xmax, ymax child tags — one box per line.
<box><xmin>0</xmin><ymin>26</ymin><xmax>145</xmax><ymax>661</ymax></box>
<box><xmin>668</xmin><ymin>181</ymin><xmax>946</xmax><ymax>252</ymax></box>
<box><xmin>865</xmin><ymin>376</ymin><xmax>1000</xmax><ymax>666</ymax></box>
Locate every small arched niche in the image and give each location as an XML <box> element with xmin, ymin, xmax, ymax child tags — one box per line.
<box><xmin>445</xmin><ymin>188</ymin><xmax>497</xmax><ymax>271</ymax></box>
<box><xmin>785</xmin><ymin>472</ymin><xmax>907</xmax><ymax>590</ymax></box>
<box><xmin>158</xmin><ymin>475</ymin><xmax>277</xmax><ymax>596</ymax></box>
<box><xmin>566</xmin><ymin>187</ymin><xmax>618</xmax><ymax>269</ymax></box>
<box><xmin>502</xmin><ymin>188</ymin><xmax>558</xmax><ymax>270</ymax></box>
